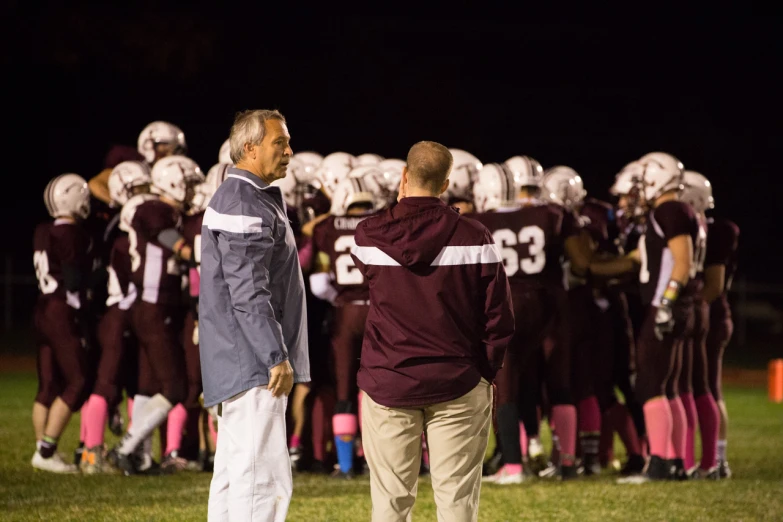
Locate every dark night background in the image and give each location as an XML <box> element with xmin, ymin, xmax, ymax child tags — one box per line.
<box><xmin>2</xmin><ymin>4</ymin><xmax>781</xmax><ymax>288</ymax></box>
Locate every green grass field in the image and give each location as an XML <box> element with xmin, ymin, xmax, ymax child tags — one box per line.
<box><xmin>1</xmin><ymin>373</ymin><xmax>781</xmax><ymax>522</ymax></box>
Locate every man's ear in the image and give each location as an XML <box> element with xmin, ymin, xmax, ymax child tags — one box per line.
<box><xmin>439</xmin><ymin>178</ymin><xmax>450</xmax><ymax>196</ymax></box>
<box><xmin>244</xmin><ymin>142</ymin><xmax>255</xmax><ymax>159</ymax></box>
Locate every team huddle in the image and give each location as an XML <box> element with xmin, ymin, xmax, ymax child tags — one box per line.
<box><xmin>31</xmin><ymin>119</ymin><xmax>738</xmax><ymax>486</ymax></box>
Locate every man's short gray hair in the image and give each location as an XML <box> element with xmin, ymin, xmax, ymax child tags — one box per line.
<box><xmin>406</xmin><ymin>141</ymin><xmax>453</xmax><ymax>192</ymax></box>
<box><xmin>229</xmin><ymin>109</ymin><xmax>287</xmax><ymax>164</ymax></box>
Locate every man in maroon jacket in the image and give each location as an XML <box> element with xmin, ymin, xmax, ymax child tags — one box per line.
<box><xmin>351</xmin><ymin>141</ymin><xmax>514</xmax><ymax>522</ymax></box>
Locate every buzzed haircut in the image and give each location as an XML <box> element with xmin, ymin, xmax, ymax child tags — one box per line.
<box><xmin>406</xmin><ymin>141</ymin><xmax>453</xmax><ymax>192</ymax></box>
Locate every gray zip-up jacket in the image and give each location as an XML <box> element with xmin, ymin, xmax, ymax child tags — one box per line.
<box><xmin>199</xmin><ymin>167</ymin><xmax>310</xmax><ymax>407</ymax></box>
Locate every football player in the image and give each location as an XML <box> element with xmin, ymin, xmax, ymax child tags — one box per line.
<box><xmin>32</xmin><ymin>174</ymin><xmax>93</xmax><ymax>473</ymax></box>
<box><xmin>80</xmin><ymin>161</ymin><xmax>152</xmax><ymax>473</ymax></box>
<box><xmin>700</xmin><ymin>178</ymin><xmax>739</xmax><ymax>479</ymax></box>
<box><xmin>680</xmin><ymin>171</ymin><xmax>724</xmax><ymax>479</ymax></box>
<box><xmin>592</xmin><ymin>152</ymin><xmax>699</xmax><ymax>483</ymax></box>
<box><xmin>108</xmin><ymin>156</ymin><xmax>199</xmax><ymax>475</ymax></box>
<box><xmin>180</xmin><ymin>179</ymin><xmax>218</xmax><ymax>471</ymax></box>
<box><xmin>471</xmin><ymin>161</ymin><xmax>589</xmax><ymax>482</ymax></box>
<box><xmin>310</xmin><ymin>173</ymin><xmax>384</xmax><ymax>478</ymax></box>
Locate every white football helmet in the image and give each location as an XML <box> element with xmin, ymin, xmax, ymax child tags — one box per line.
<box><xmin>504</xmin><ymin>155</ymin><xmax>544</xmax><ymax>188</ymax></box>
<box><xmin>348</xmin><ymin>165</ymin><xmax>389</xmax><ymax>209</ymax></box>
<box><xmin>188</xmin><ymin>182</ymin><xmax>217</xmax><ymax>216</ymax></box>
<box><xmin>330</xmin><ymin>176</ymin><xmax>378</xmax><ymax>216</ymax></box>
<box><xmin>218</xmin><ymin>139</ymin><xmax>232</xmax><ymax>165</ymax></box>
<box><xmin>120</xmin><ymin>193</ymin><xmax>158</xmax><ymax>232</ymax></box>
<box><xmin>441</xmin><ymin>160</ymin><xmax>474</xmax><ymax>204</ymax></box>
<box><xmin>610</xmin><ymin>161</ymin><xmax>644</xmax><ymax>196</ymax></box>
<box><xmin>108</xmin><ymin>161</ymin><xmax>151</xmax><ymax>207</ymax></box>
<box><xmin>638</xmin><ymin>152</ymin><xmax>684</xmax><ymax>203</ymax></box>
<box><xmin>150</xmin><ymin>155</ymin><xmax>204</xmax><ymax>203</ymax></box>
<box><xmin>680</xmin><ymin>170</ymin><xmax>714</xmax><ymax>213</ymax></box>
<box><xmin>270</xmin><ymin>172</ymin><xmax>299</xmax><ymax>209</ymax></box>
<box><xmin>291</xmin><ymin>151</ymin><xmax>323</xmax><ymax>184</ymax></box>
<box><xmin>449</xmin><ymin>149</ymin><xmax>483</xmax><ymax>184</ymax></box>
<box><xmin>377</xmin><ymin>158</ymin><xmax>405</xmax><ymax>192</ymax></box>
<box><xmin>44</xmin><ymin>174</ymin><xmax>91</xmax><ymax>220</ymax></box>
<box><xmin>205</xmin><ymin>162</ymin><xmax>232</xmax><ymax>193</ymax></box>
<box><xmin>542</xmin><ymin>166</ymin><xmax>587</xmax><ymax>210</ymax></box>
<box><xmin>355</xmin><ymin>153</ymin><xmax>384</xmax><ymax>166</ymax></box>
<box><xmin>473</xmin><ymin>163</ymin><xmax>519</xmax><ymax>213</ymax></box>
<box><xmin>137</xmin><ymin>121</ymin><xmax>187</xmax><ymax>164</ymax></box>
<box><xmin>316</xmin><ymin>152</ymin><xmax>355</xmax><ymax>197</ymax></box>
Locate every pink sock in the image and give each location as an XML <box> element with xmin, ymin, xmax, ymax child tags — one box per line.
<box><xmin>578</xmin><ymin>396</ymin><xmax>601</xmax><ymax>434</ymax></box>
<box><xmin>551</xmin><ymin>405</ymin><xmax>577</xmax><ymax>465</ymax></box>
<box><xmin>290</xmin><ymin>434</ymin><xmax>301</xmax><ymax>449</ymax></box>
<box><xmin>668</xmin><ymin>397</ymin><xmax>687</xmax><ymax>460</ymax></box>
<box><xmin>208</xmin><ymin>414</ymin><xmax>218</xmax><ymax>447</ymax></box>
<box><xmin>680</xmin><ymin>393</ymin><xmax>698</xmax><ymax>469</ymax></box>
<box><xmin>503</xmin><ymin>463</ymin><xmax>523</xmax><ymax>475</ymax></box>
<box><xmin>84</xmin><ymin>394</ymin><xmax>109</xmax><ymax>448</ymax></box>
<box><xmin>643</xmin><ymin>397</ymin><xmax>672</xmax><ymax>459</ymax></box>
<box><xmin>695</xmin><ymin>394</ymin><xmax>720</xmax><ymax>470</ymax></box>
<box><xmin>165</xmin><ymin>404</ymin><xmax>187</xmax><ymax>456</ymax></box>
<box><xmin>127</xmin><ymin>397</ymin><xmax>134</xmax><ymax>423</ymax></box>
<box><xmin>519</xmin><ymin>422</ymin><xmax>528</xmax><ymax>458</ymax></box>
<box><xmin>608</xmin><ymin>403</ymin><xmax>642</xmax><ymax>456</ymax></box>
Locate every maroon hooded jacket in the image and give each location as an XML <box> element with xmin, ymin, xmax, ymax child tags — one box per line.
<box><xmin>351</xmin><ymin>197</ymin><xmax>515</xmax><ymax>408</ymax></box>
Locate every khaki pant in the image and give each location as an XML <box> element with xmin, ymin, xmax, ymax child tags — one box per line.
<box><xmin>362</xmin><ymin>380</ymin><xmax>492</xmax><ymax>522</ymax></box>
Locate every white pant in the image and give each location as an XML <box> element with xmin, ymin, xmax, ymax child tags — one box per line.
<box><xmin>208</xmin><ymin>386</ymin><xmax>292</xmax><ymax>522</ymax></box>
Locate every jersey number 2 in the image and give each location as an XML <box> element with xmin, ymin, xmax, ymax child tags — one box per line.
<box><xmin>334</xmin><ymin>235</ymin><xmax>363</xmax><ymax>285</ymax></box>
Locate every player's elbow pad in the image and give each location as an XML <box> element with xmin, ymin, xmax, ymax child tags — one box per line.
<box><xmin>157</xmin><ymin>228</ymin><xmax>184</xmax><ymax>251</ymax></box>
<box><xmin>309</xmin><ymin>272</ymin><xmax>337</xmax><ymax>303</ymax></box>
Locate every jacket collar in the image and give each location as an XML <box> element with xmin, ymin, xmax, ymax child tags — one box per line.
<box><xmin>226</xmin><ymin>167</ymin><xmax>270</xmax><ymax>190</ymax></box>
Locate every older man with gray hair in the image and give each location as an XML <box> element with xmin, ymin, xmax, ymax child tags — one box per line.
<box><xmin>199</xmin><ymin>109</ymin><xmax>310</xmax><ymax>522</ymax></box>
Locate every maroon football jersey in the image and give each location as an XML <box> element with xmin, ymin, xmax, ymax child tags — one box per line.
<box><xmin>183</xmin><ymin>212</ymin><xmax>204</xmax><ymax>265</ymax></box>
<box><xmin>705</xmin><ymin>217</ymin><xmax>740</xmax><ymax>292</ymax></box>
<box><xmin>106</xmin><ymin>234</ymin><xmax>135</xmax><ymax>309</ymax></box>
<box><xmin>469</xmin><ymin>200</ymin><xmax>580</xmax><ymax>287</ymax></box>
<box><xmin>312</xmin><ymin>214</ymin><xmax>375</xmax><ymax>305</ymax></box>
<box><xmin>129</xmin><ymin>199</ymin><xmax>184</xmax><ymax>305</ymax></box>
<box><xmin>639</xmin><ymin>200</ymin><xmax>700</xmax><ymax>306</ymax></box>
<box><xmin>579</xmin><ymin>198</ymin><xmax>621</xmax><ymax>254</ymax></box>
<box><xmin>33</xmin><ymin>220</ymin><xmax>93</xmax><ymax>307</ymax></box>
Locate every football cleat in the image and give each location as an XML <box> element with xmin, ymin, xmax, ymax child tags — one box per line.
<box><xmin>688</xmin><ymin>466</ymin><xmax>720</xmax><ymax>480</ymax></box>
<box><xmin>527</xmin><ymin>438</ymin><xmax>548</xmax><ymax>475</ymax></box>
<box><xmin>161</xmin><ymin>451</ymin><xmax>188</xmax><ymax>474</ymax></box>
<box><xmin>620</xmin><ymin>454</ymin><xmax>647</xmax><ymax>476</ymax></box>
<box><xmin>581</xmin><ymin>454</ymin><xmax>601</xmax><ymax>476</ymax></box>
<box><xmin>617</xmin><ymin>455</ymin><xmax>670</xmax><ymax>484</ymax></box>
<box><xmin>80</xmin><ymin>446</ymin><xmax>111</xmax><ymax>474</ymax></box>
<box><xmin>482</xmin><ymin>465</ymin><xmax>525</xmax><ymax>485</ymax></box>
<box><xmin>329</xmin><ymin>467</ymin><xmax>355</xmax><ymax>480</ymax></box>
<box><xmin>107</xmin><ymin>447</ymin><xmax>138</xmax><ymax>476</ymax></box>
<box><xmin>718</xmin><ymin>459</ymin><xmax>732</xmax><ymax>479</ymax></box>
<box><xmin>31</xmin><ymin>451</ymin><xmax>78</xmax><ymax>474</ymax></box>
<box><xmin>670</xmin><ymin>458</ymin><xmax>689</xmax><ymax>481</ymax></box>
